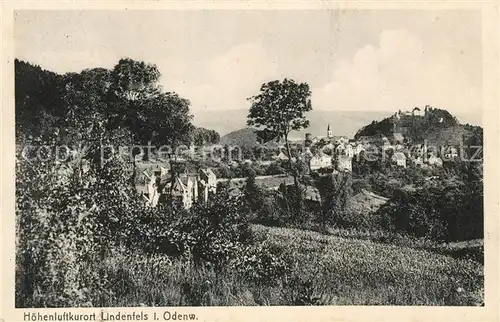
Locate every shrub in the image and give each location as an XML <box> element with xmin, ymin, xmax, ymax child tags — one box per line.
<box><xmin>125</xmin><ymin>187</ymin><xmax>253</xmax><ymax>268</ymax></box>
<box><xmin>15</xmin><ymin>136</ymin><xmax>160</xmax><ymax>307</ymax></box>
<box><xmin>254</xmin><ymin>195</ymin><xmax>290</xmax><ymax>227</ymax></box>
<box><xmin>229</xmin><ymin>244</ymin><xmax>290</xmax><ymax>285</ymax></box>
<box><xmin>183</xmin><ymin>191</ymin><xmax>253</xmax><ymax>267</ymax></box>
<box><xmin>377</xmin><ymin>176</ymin><xmax>483</xmax><ymax>242</ymax></box>
<box><xmin>16</xmin><ymin>157</ymin><xmax>108</xmax><ymax>307</ymax></box>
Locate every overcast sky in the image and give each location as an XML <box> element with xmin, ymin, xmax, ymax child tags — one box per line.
<box><xmin>15</xmin><ymin>10</ymin><xmax>482</xmax><ymax>117</ymax></box>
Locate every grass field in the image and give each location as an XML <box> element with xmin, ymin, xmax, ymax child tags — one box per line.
<box><xmin>251</xmin><ymin>225</ymin><xmax>483</xmax><ymax>305</ymax></box>
<box><xmin>90</xmin><ymin>224</ymin><xmax>483</xmax><ymax>307</ymax></box>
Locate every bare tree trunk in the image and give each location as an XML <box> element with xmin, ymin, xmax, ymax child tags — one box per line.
<box><xmin>169</xmin><ymin>144</ymin><xmax>178</xmax><ymax>204</ymax></box>
<box><xmin>284</xmin><ymin>133</ymin><xmax>302</xmax><ymax>221</ymax></box>
<box><xmin>284</xmin><ymin>133</ymin><xmax>298</xmax><ymax>188</ymax></box>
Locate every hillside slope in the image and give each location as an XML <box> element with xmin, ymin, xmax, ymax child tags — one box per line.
<box><xmin>193</xmin><ymin>109</ymin><xmax>481</xmax><ymax>138</ymax></box>
<box><xmin>354</xmin><ymin>107</ymin><xmax>482</xmax><ymax>145</ymax></box>
<box><xmin>220</xmin><ymin>127</ymin><xmax>259</xmax><ymax>147</ymax></box>
<box><xmin>251</xmin><ymin>224</ymin><xmax>483</xmax><ymax>305</ymax></box>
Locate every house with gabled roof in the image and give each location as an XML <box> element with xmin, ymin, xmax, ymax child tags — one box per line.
<box><xmin>393</xmin><ymin>132</ymin><xmax>404</xmax><ymax>144</ymax></box>
<box><xmin>138</xmin><ymin>170</ymin><xmax>161</xmax><ymax>207</ymax></box>
<box><xmin>309</xmin><ymin>153</ymin><xmax>332</xmax><ymax>171</ymax></box>
<box><xmin>198</xmin><ymin>168</ymin><xmax>217</xmax><ymax>202</ymax></box>
<box><xmin>166</xmin><ymin>175</ymin><xmax>198</xmax><ymax>210</ymax></box>
<box><xmin>426</xmin><ymin>154</ymin><xmax>443</xmax><ymax>167</ymax></box>
<box><xmin>392</xmin><ymin>152</ymin><xmax>407</xmax><ymax>168</ymax></box>
<box><xmin>274</xmin><ymin>149</ymin><xmax>296</xmax><ymax>162</ymax></box>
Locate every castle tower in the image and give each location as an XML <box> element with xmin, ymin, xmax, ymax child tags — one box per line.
<box><xmin>305</xmin><ymin>133</ymin><xmax>312</xmax><ymax>147</ymax></box>
<box><xmin>327</xmin><ymin>124</ymin><xmax>333</xmax><ymax>138</ymax></box>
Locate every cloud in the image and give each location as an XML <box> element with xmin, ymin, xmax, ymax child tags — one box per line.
<box><xmin>207</xmin><ymin>43</ymin><xmax>278</xmax><ymax>90</ymax></box>
<box><xmin>171</xmin><ymin>43</ymin><xmax>279</xmax><ymax>112</ymax></box>
<box><xmin>313</xmin><ymin>29</ymin><xmax>481</xmax><ymax>114</ymax></box>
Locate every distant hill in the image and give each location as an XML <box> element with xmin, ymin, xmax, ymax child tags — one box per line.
<box><xmin>193</xmin><ymin>109</ymin><xmax>481</xmax><ymax>138</ymax></box>
<box><xmin>354</xmin><ymin>107</ymin><xmax>483</xmax><ymax>146</ymax></box>
<box><xmin>194</xmin><ymin>109</ymin><xmax>395</xmax><ymax>139</ymax></box>
<box><xmin>220</xmin><ymin>127</ymin><xmax>259</xmax><ymax>148</ymax></box>
<box><xmin>220</xmin><ymin>127</ymin><xmax>283</xmax><ymax>148</ymax></box>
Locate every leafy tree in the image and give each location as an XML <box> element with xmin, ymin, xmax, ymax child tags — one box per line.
<box><xmin>243</xmin><ymin>168</ymin><xmax>264</xmax><ymax>214</ymax></box>
<box><xmin>192</xmin><ymin>127</ymin><xmax>220</xmax><ymax>146</ymax></box>
<box><xmin>105</xmin><ymin>59</ymin><xmax>193</xmax><ymax>190</ymax></box>
<box><xmin>265</xmin><ymin>161</ymin><xmax>286</xmax><ymax>176</ymax></box>
<box><xmin>106</xmin><ymin>59</ymin><xmax>161</xmax><ymax>144</ymax></box>
<box><xmin>313</xmin><ymin>172</ymin><xmax>353</xmax><ymax>231</ymax></box>
<box><xmin>145</xmin><ymin>92</ymin><xmax>194</xmax><ymax>148</ymax></box>
<box><xmin>58</xmin><ymin>69</ymin><xmax>115</xmax><ymax>172</ymax></box>
<box><xmin>213</xmin><ymin>164</ymin><xmax>234</xmax><ymax>179</ymax></box>
<box><xmin>109</xmin><ymin>58</ymin><xmax>161</xmax><ymax>102</ymax></box>
<box><xmin>15</xmin><ymin>59</ymin><xmax>66</xmax><ymax>141</ymax></box>
<box><xmin>377</xmin><ymin>163</ymin><xmax>483</xmax><ymax>241</ymax></box>
<box><xmin>236</xmin><ymin>161</ymin><xmax>269</xmax><ymax>178</ymax></box>
<box><xmin>16</xmin><ymin>136</ymin><xmax>145</xmax><ymax>307</ymax></box>
<box><xmin>247</xmin><ymin>79</ymin><xmax>312</xmax><ymax>187</ymax></box>
<box><xmin>463</xmin><ymin>125</ymin><xmax>483</xmax><ymax>161</ymax></box>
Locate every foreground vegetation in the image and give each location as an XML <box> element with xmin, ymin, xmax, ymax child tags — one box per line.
<box><xmin>20</xmin><ymin>224</ymin><xmax>481</xmax><ymax>307</ymax></box>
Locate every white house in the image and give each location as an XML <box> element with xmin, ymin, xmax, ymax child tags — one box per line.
<box><xmin>427</xmin><ymin>155</ymin><xmax>443</xmax><ymax>167</ymax></box>
<box><xmin>198</xmin><ymin>168</ymin><xmax>217</xmax><ymax>202</ymax></box>
<box><xmin>141</xmin><ymin>170</ymin><xmax>160</xmax><ymax>207</ymax></box>
<box><xmin>393</xmin><ymin>132</ymin><xmax>405</xmax><ymax>144</ymax></box>
<box><xmin>392</xmin><ymin>152</ymin><xmax>407</xmax><ymax>168</ymax></box>
<box><xmin>275</xmin><ymin>150</ymin><xmax>294</xmax><ymax>161</ymax></box>
<box><xmin>322</xmin><ymin>142</ymin><xmax>335</xmax><ymax>153</ymax></box>
<box><xmin>256</xmin><ymin>160</ymin><xmax>273</xmax><ymax>166</ymax></box>
<box><xmin>334</xmin><ymin>136</ymin><xmax>349</xmax><ymax>145</ymax></box>
<box><xmin>394</xmin><ymin>144</ymin><xmax>405</xmax><ymax>152</ymax></box>
<box><xmin>344</xmin><ymin>144</ymin><xmax>354</xmax><ymax>158</ymax></box>
<box><xmin>412</xmin><ymin>156</ymin><xmax>424</xmax><ymax>167</ymax></box>
<box><xmin>300</xmin><ymin>146</ymin><xmax>314</xmax><ymax>162</ymax></box>
<box><xmin>169</xmin><ymin>175</ymin><xmax>198</xmax><ymax>209</ymax></box>
<box><xmin>412</xmin><ymin>107</ymin><xmax>423</xmax><ymax>117</ymax></box>
<box><xmin>310</xmin><ymin>154</ymin><xmax>333</xmax><ymax>171</ymax></box>
<box><xmin>354</xmin><ymin>143</ymin><xmax>365</xmax><ymax>156</ymax></box>
<box><xmin>411</xmin><ymin>144</ymin><xmax>425</xmax><ymax>157</ymax></box>
<box><xmin>335</xmin><ymin>143</ymin><xmax>353</xmax><ymax>157</ymax></box>
<box><xmin>444</xmin><ymin>146</ymin><xmax>459</xmax><ymax>159</ymax></box>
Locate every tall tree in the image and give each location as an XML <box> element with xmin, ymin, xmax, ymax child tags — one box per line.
<box><xmin>109</xmin><ymin>58</ymin><xmax>161</xmax><ymax>102</ymax></box>
<box><xmin>105</xmin><ymin>59</ymin><xmax>194</xmax><ymax>188</ymax></box>
<box><xmin>145</xmin><ymin>92</ymin><xmax>193</xmax><ymax>148</ymax></box>
<box><xmin>247</xmin><ymin>79</ymin><xmax>312</xmax><ymax>187</ymax></box>
<box><xmin>107</xmin><ymin>58</ymin><xmax>161</xmax><ymax>143</ymax></box>
<box><xmin>313</xmin><ymin>172</ymin><xmax>353</xmax><ymax>231</ymax></box>
<box><xmin>15</xmin><ymin>59</ymin><xmax>66</xmax><ymax>141</ymax></box>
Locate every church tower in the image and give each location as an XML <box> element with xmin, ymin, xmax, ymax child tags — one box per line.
<box><xmin>327</xmin><ymin>124</ymin><xmax>333</xmax><ymax>138</ymax></box>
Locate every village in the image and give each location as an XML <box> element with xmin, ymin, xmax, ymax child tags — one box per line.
<box><xmin>136</xmin><ymin>106</ymin><xmax>459</xmax><ymax>210</ymax></box>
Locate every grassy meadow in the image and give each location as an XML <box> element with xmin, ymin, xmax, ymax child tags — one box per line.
<box><xmin>83</xmin><ymin>224</ymin><xmax>483</xmax><ymax>307</ymax></box>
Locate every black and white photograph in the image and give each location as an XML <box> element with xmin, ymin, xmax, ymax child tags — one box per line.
<box><xmin>5</xmin><ymin>5</ymin><xmax>495</xmax><ymax>313</ymax></box>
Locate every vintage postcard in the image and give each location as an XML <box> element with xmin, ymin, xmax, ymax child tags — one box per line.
<box><xmin>1</xmin><ymin>1</ymin><xmax>499</xmax><ymax>322</ymax></box>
